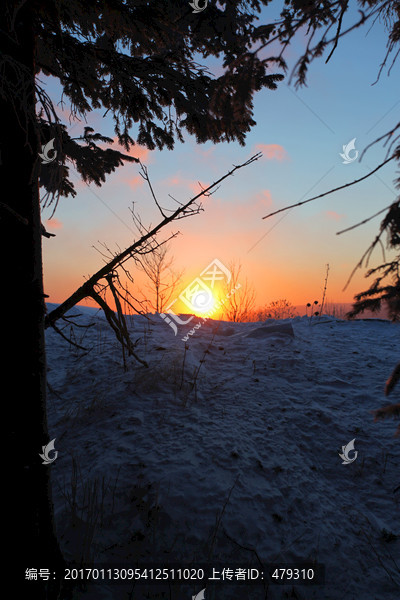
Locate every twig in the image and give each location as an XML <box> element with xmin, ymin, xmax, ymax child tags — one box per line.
<box><xmin>361</xmin><ymin>121</ymin><xmax>400</xmax><ymax>160</ymax></box>
<box><xmin>187</xmin><ymin>333</ymin><xmax>217</xmax><ymax>401</ymax></box>
<box><xmin>61</xmin><ymin>315</ymin><xmax>96</xmax><ymax>328</ymax></box>
<box><xmin>90</xmin><ymin>287</ymin><xmax>148</xmax><ymax>368</ymax></box>
<box><xmin>325</xmin><ymin>1</ymin><xmax>348</xmax><ymax>63</ymax></box>
<box><xmin>336</xmin><ymin>204</ymin><xmax>393</xmax><ymax>235</ymax></box>
<box><xmin>50</xmin><ymin>322</ymin><xmax>88</xmax><ymax>351</ymax></box>
<box><xmin>208</xmin><ymin>475</ymin><xmax>239</xmax><ymax>560</ymax></box>
<box><xmin>361</xmin><ymin>527</ymin><xmax>400</xmax><ymax>589</ymax></box>
<box><xmin>222</xmin><ymin>527</ymin><xmax>268</xmax><ymax>598</ymax></box>
<box><xmin>342</xmin><ymin>229</ymin><xmax>385</xmax><ymax>291</ymax></box>
<box><xmin>262</xmin><ymin>155</ymin><xmax>395</xmax><ymax>220</ymax></box>
<box><xmin>139</xmin><ymin>161</ymin><xmax>167</xmax><ymax>218</ymax></box>
<box><xmin>319</xmin><ymin>264</ymin><xmax>330</xmax><ymax>318</ymax></box>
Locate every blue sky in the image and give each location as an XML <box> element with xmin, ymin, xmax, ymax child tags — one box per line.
<box><xmin>41</xmin><ymin>1</ymin><xmax>399</xmax><ymax>309</ymax></box>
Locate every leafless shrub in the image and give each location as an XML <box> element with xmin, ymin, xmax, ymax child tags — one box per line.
<box><xmin>221</xmin><ymin>261</ymin><xmax>255</xmax><ymax>322</ymax></box>
<box><xmin>263</xmin><ymin>298</ymin><xmax>298</xmax><ymax>320</ymax></box>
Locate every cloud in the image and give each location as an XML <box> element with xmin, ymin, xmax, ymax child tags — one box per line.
<box><xmin>254</xmin><ymin>143</ymin><xmax>289</xmax><ymax>161</ymax></box>
<box><xmin>325</xmin><ymin>210</ymin><xmax>345</xmax><ymax>221</ymax></box>
<box><xmin>161</xmin><ymin>174</ymin><xmax>211</xmax><ymax>201</ymax></box>
<box><xmin>46</xmin><ymin>218</ymin><xmax>62</xmax><ymax>229</ymax></box>
<box><xmin>111</xmin><ymin>137</ymin><xmax>151</xmax><ymax>163</ymax></box>
<box><xmin>253</xmin><ymin>189</ymin><xmax>273</xmax><ymax>209</ymax></box>
<box><xmin>167</xmin><ymin>175</ymin><xmax>184</xmax><ymax>186</ymax></box>
<box><xmin>188</xmin><ymin>180</ymin><xmax>211</xmax><ymax>196</ymax></box>
<box><xmin>194</xmin><ymin>145</ymin><xmax>216</xmax><ymax>162</ymax></box>
<box><xmin>127</xmin><ymin>175</ymin><xmax>145</xmax><ymax>190</ymax></box>
<box><xmin>228</xmin><ymin>189</ymin><xmax>273</xmax><ymax>220</ymax></box>
<box><xmin>97</xmin><ymin>136</ymin><xmax>152</xmax><ymax>164</ymax></box>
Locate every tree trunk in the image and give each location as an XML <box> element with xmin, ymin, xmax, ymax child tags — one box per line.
<box><xmin>1</xmin><ymin>3</ymin><xmax>64</xmax><ymax>597</ymax></box>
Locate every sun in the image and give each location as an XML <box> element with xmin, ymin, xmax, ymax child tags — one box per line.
<box><xmin>190</xmin><ymin>288</ymin><xmax>217</xmax><ymax>316</ymax></box>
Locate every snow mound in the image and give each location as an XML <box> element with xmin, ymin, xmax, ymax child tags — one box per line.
<box><xmin>245</xmin><ymin>322</ymin><xmax>294</xmax><ymax>338</ymax></box>
<box><xmin>45</xmin><ymin>307</ymin><xmax>400</xmax><ymax>599</ymax></box>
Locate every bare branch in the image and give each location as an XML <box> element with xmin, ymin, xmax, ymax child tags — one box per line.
<box><xmin>360</xmin><ymin>121</ymin><xmax>400</xmax><ymax>161</ymax></box>
<box><xmin>50</xmin><ymin>322</ymin><xmax>88</xmax><ymax>351</ymax></box>
<box><xmin>61</xmin><ymin>314</ymin><xmax>97</xmax><ymax>329</ymax></box>
<box><xmin>139</xmin><ymin>160</ymin><xmax>167</xmax><ymax>218</ymax></box>
<box><xmin>136</xmin><ymin>243</ymin><xmax>184</xmax><ymax>313</ymax></box>
<box><xmin>325</xmin><ymin>1</ymin><xmax>348</xmax><ymax>64</ymax></box>
<box><xmin>336</xmin><ymin>204</ymin><xmax>393</xmax><ymax>236</ymax></box>
<box><xmin>46</xmin><ymin>153</ymin><xmax>262</xmax><ymax>328</ymax></box>
<box><xmin>262</xmin><ymin>155</ymin><xmax>395</xmax><ymax>220</ymax></box>
<box><xmin>90</xmin><ymin>285</ymin><xmax>148</xmax><ymax>368</ymax></box>
<box><xmin>342</xmin><ymin>228</ymin><xmax>386</xmax><ymax>292</ymax></box>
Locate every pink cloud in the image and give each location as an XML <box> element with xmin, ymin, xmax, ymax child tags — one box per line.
<box><xmin>230</xmin><ymin>189</ymin><xmax>273</xmax><ymax>220</ymax></box>
<box><xmin>97</xmin><ymin>136</ymin><xmax>151</xmax><ymax>164</ymax></box>
<box><xmin>254</xmin><ymin>143</ymin><xmax>289</xmax><ymax>161</ymax></box>
<box><xmin>127</xmin><ymin>175</ymin><xmax>144</xmax><ymax>190</ymax></box>
<box><xmin>195</xmin><ymin>146</ymin><xmax>216</xmax><ymax>161</ymax></box>
<box><xmin>111</xmin><ymin>136</ymin><xmax>150</xmax><ymax>163</ymax></box>
<box><xmin>253</xmin><ymin>189</ymin><xmax>273</xmax><ymax>209</ymax></box>
<box><xmin>46</xmin><ymin>218</ymin><xmax>62</xmax><ymax>229</ymax></box>
<box><xmin>188</xmin><ymin>180</ymin><xmax>211</xmax><ymax>196</ymax></box>
<box><xmin>161</xmin><ymin>175</ymin><xmax>211</xmax><ymax>200</ymax></box>
<box><xmin>167</xmin><ymin>175</ymin><xmax>184</xmax><ymax>186</ymax></box>
<box><xmin>325</xmin><ymin>210</ymin><xmax>345</xmax><ymax>221</ymax></box>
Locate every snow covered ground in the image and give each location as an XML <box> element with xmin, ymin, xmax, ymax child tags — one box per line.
<box><xmin>45</xmin><ymin>304</ymin><xmax>400</xmax><ymax>600</ymax></box>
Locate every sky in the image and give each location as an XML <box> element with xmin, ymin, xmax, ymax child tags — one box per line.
<box><xmin>41</xmin><ymin>1</ymin><xmax>400</xmax><ymax>316</ymax></box>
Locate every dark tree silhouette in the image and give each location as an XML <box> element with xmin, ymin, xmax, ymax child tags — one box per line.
<box><xmin>0</xmin><ymin>1</ymin><xmax>288</xmax><ymax>595</ymax></box>
<box><xmin>345</xmin><ymin>199</ymin><xmax>400</xmax><ymax>322</ymax></box>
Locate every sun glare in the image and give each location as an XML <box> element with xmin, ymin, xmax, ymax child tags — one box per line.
<box><xmin>188</xmin><ymin>288</ymin><xmax>219</xmax><ymax>316</ymax></box>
